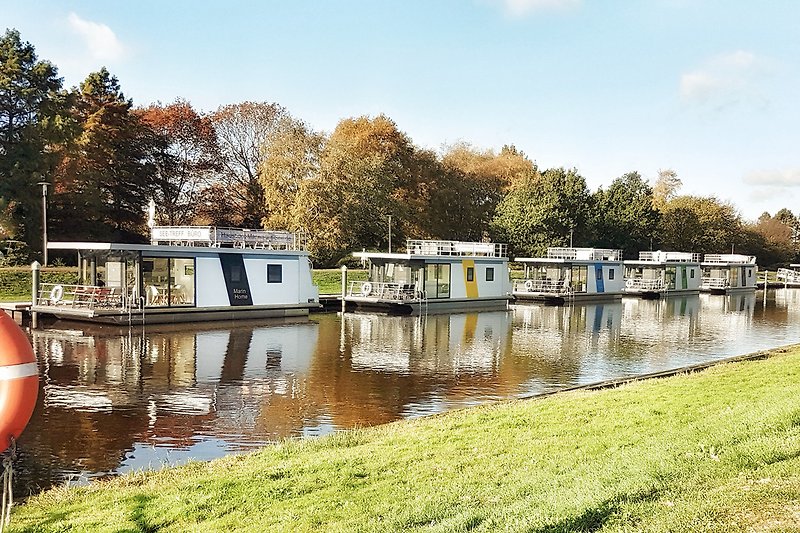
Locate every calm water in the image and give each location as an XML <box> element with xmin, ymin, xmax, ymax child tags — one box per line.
<box><xmin>14</xmin><ymin>289</ymin><xmax>800</xmax><ymax>495</ymax></box>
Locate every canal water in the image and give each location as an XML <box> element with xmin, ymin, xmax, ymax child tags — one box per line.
<box><xmin>15</xmin><ymin>289</ymin><xmax>800</xmax><ymax>496</ymax></box>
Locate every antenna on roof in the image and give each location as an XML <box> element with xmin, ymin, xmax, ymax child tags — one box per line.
<box><xmin>147</xmin><ymin>199</ymin><xmax>156</xmax><ymax>229</ymax></box>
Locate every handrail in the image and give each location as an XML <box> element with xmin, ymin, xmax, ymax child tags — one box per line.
<box><xmin>624</xmin><ymin>278</ymin><xmax>665</xmax><ymax>291</ymax></box>
<box><xmin>346</xmin><ymin>280</ymin><xmax>424</xmax><ymax>301</ymax></box>
<box><xmin>700</xmin><ymin>276</ymin><xmax>729</xmax><ymax>289</ymax></box>
<box><xmin>406</xmin><ymin>240</ymin><xmax>507</xmax><ymax>258</ymax></box>
<box><xmin>546</xmin><ymin>247</ymin><xmax>621</xmax><ymax>261</ymax></box>
<box><xmin>702</xmin><ymin>254</ymin><xmax>756</xmax><ymax>264</ymax></box>
<box><xmin>776</xmin><ymin>268</ymin><xmax>800</xmax><ymax>283</ymax></box>
<box><xmin>36</xmin><ymin>283</ymin><xmax>128</xmax><ymax>311</ymax></box>
<box><xmin>513</xmin><ymin>279</ymin><xmax>572</xmax><ymax>294</ymax></box>
<box><xmin>151</xmin><ymin>226</ymin><xmax>306</xmax><ymax>250</ymax></box>
<box><xmin>637</xmin><ymin>251</ymin><xmax>701</xmax><ymax>263</ymax></box>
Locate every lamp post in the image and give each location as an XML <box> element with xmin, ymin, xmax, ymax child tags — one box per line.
<box><xmin>36</xmin><ymin>180</ymin><xmax>49</xmax><ymax>266</ymax></box>
<box><xmin>387</xmin><ymin>214</ymin><xmax>393</xmax><ymax>253</ymax></box>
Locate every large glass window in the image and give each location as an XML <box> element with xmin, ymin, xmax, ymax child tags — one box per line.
<box><xmin>142</xmin><ymin>257</ymin><xmax>195</xmax><ymax>307</ymax></box>
<box><xmin>570</xmin><ymin>265</ymin><xmax>588</xmax><ymax>293</ymax></box>
<box><xmin>424</xmin><ymin>264</ymin><xmax>450</xmax><ymax>299</ymax></box>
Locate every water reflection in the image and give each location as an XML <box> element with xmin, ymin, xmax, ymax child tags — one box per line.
<box><xmin>16</xmin><ymin>290</ymin><xmax>800</xmax><ymax>496</ymax></box>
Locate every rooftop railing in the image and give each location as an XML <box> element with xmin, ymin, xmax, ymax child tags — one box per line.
<box><xmin>702</xmin><ymin>254</ymin><xmax>756</xmax><ymax>265</ymax></box>
<box><xmin>151</xmin><ymin>226</ymin><xmax>306</xmax><ymax>250</ymax></box>
<box><xmin>546</xmin><ymin>247</ymin><xmax>621</xmax><ymax>261</ymax></box>
<box><xmin>637</xmin><ymin>251</ymin><xmax>701</xmax><ymax>263</ymax></box>
<box><xmin>406</xmin><ymin>240</ymin><xmax>507</xmax><ymax>258</ymax></box>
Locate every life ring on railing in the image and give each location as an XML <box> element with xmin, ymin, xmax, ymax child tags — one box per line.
<box><xmin>0</xmin><ymin>311</ymin><xmax>39</xmax><ymax>453</ymax></box>
<box><xmin>524</xmin><ymin>280</ymin><xmax>534</xmax><ymax>291</ymax></box>
<box><xmin>625</xmin><ymin>279</ymin><xmax>635</xmax><ymax>288</ymax></box>
<box><xmin>49</xmin><ymin>284</ymin><xmax>64</xmax><ymax>304</ymax></box>
<box><xmin>360</xmin><ymin>282</ymin><xmax>373</xmax><ymax>296</ymax></box>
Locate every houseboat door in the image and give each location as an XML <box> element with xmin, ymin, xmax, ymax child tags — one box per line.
<box><xmin>570</xmin><ymin>265</ymin><xmax>587</xmax><ymax>293</ymax></box>
<box><xmin>729</xmin><ymin>266</ymin><xmax>740</xmax><ymax>288</ymax></box>
<box><xmin>665</xmin><ymin>266</ymin><xmax>677</xmax><ymax>290</ymax></box>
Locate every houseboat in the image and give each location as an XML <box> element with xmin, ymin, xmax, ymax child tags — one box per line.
<box><xmin>623</xmin><ymin>251</ymin><xmax>702</xmax><ymax>298</ymax></box>
<box><xmin>513</xmin><ymin>248</ymin><xmax>624</xmax><ymax>304</ymax></box>
<box><xmin>700</xmin><ymin>254</ymin><xmax>758</xmax><ymax>294</ymax></box>
<box><xmin>344</xmin><ymin>239</ymin><xmax>512</xmax><ymax>314</ymax></box>
<box><xmin>776</xmin><ymin>264</ymin><xmax>800</xmax><ymax>287</ymax></box>
<box><xmin>30</xmin><ymin>226</ymin><xmax>320</xmax><ymax>325</ymax></box>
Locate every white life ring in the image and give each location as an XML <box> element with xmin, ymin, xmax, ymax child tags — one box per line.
<box><xmin>524</xmin><ymin>279</ymin><xmax>534</xmax><ymax>291</ymax></box>
<box><xmin>625</xmin><ymin>279</ymin><xmax>634</xmax><ymax>288</ymax></box>
<box><xmin>360</xmin><ymin>282</ymin><xmax>373</xmax><ymax>296</ymax></box>
<box><xmin>49</xmin><ymin>285</ymin><xmax>64</xmax><ymax>304</ymax></box>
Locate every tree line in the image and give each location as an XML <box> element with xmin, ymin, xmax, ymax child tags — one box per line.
<box><xmin>1</xmin><ymin>29</ymin><xmax>798</xmax><ymax>267</ymax></box>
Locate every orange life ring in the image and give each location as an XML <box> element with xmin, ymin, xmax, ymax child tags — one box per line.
<box><xmin>0</xmin><ymin>311</ymin><xmax>38</xmax><ymax>453</ymax></box>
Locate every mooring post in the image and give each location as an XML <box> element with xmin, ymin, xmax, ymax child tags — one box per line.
<box><xmin>340</xmin><ymin>265</ymin><xmax>348</xmax><ymax>312</ymax></box>
<box><xmin>31</xmin><ymin>261</ymin><xmax>40</xmax><ymax>329</ymax></box>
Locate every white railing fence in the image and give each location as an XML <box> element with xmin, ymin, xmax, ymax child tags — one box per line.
<box><xmin>546</xmin><ymin>248</ymin><xmax>621</xmax><ymax>261</ymax></box>
<box><xmin>700</xmin><ymin>277</ymin><xmax>729</xmax><ymax>289</ymax></box>
<box><xmin>36</xmin><ymin>283</ymin><xmax>132</xmax><ymax>311</ymax></box>
<box><xmin>406</xmin><ymin>240</ymin><xmax>507</xmax><ymax>258</ymax></box>
<box><xmin>624</xmin><ymin>278</ymin><xmax>665</xmax><ymax>291</ymax></box>
<box><xmin>151</xmin><ymin>226</ymin><xmax>306</xmax><ymax>250</ymax></box>
<box><xmin>513</xmin><ymin>279</ymin><xmax>572</xmax><ymax>294</ymax></box>
<box><xmin>776</xmin><ymin>268</ymin><xmax>800</xmax><ymax>283</ymax></box>
<box><xmin>347</xmin><ymin>281</ymin><xmax>423</xmax><ymax>301</ymax></box>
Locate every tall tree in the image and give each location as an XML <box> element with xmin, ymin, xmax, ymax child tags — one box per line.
<box><xmin>657</xmin><ymin>196</ymin><xmax>741</xmax><ymax>254</ymax></box>
<box><xmin>210</xmin><ymin>101</ymin><xmax>289</xmax><ymax>227</ymax></box>
<box><xmin>491</xmin><ymin>167</ymin><xmax>592</xmax><ymax>257</ymax></box>
<box><xmin>652</xmin><ymin>168</ymin><xmax>681</xmax><ymax>209</ymax></box>
<box><xmin>50</xmin><ymin>68</ymin><xmax>154</xmax><ymax>241</ymax></box>
<box><xmin>592</xmin><ymin>172</ymin><xmax>661</xmax><ymax>257</ymax></box>
<box><xmin>0</xmin><ymin>29</ymin><xmax>66</xmax><ymax>254</ymax></box>
<box><xmin>136</xmin><ymin>99</ymin><xmax>220</xmax><ymax>225</ymax></box>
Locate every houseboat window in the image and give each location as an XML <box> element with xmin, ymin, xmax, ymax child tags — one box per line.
<box><xmin>690</xmin><ymin>269</ymin><xmax>695</xmax><ymax>278</ymax></box>
<box><xmin>608</xmin><ymin>268</ymin><xmax>615</xmax><ymax>280</ymax></box>
<box><xmin>486</xmin><ymin>267</ymin><xmax>494</xmax><ymax>282</ymax></box>
<box><xmin>142</xmin><ymin>257</ymin><xmax>195</xmax><ymax>307</ymax></box>
<box><xmin>267</xmin><ymin>264</ymin><xmax>283</xmax><ymax>283</ymax></box>
<box><xmin>467</xmin><ymin>267</ymin><xmax>474</xmax><ymax>282</ymax></box>
<box><xmin>424</xmin><ymin>264</ymin><xmax>450</xmax><ymax>299</ymax></box>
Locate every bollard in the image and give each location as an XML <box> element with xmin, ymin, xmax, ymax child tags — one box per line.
<box><xmin>31</xmin><ymin>261</ymin><xmax>40</xmax><ymax>329</ymax></box>
<box><xmin>340</xmin><ymin>265</ymin><xmax>348</xmax><ymax>313</ymax></box>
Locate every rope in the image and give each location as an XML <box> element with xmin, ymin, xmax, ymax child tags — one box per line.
<box><xmin>0</xmin><ymin>438</ymin><xmax>16</xmax><ymax>532</ymax></box>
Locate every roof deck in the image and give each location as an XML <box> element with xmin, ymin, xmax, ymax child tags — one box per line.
<box><xmin>636</xmin><ymin>251</ymin><xmax>701</xmax><ymax>263</ymax></box>
<box><xmin>517</xmin><ymin>247</ymin><xmax>622</xmax><ymax>262</ymax></box>
<box><xmin>150</xmin><ymin>226</ymin><xmax>305</xmax><ymax>250</ymax></box>
<box><xmin>405</xmin><ymin>240</ymin><xmax>507</xmax><ymax>258</ymax></box>
<box><xmin>702</xmin><ymin>254</ymin><xmax>757</xmax><ymax>265</ymax></box>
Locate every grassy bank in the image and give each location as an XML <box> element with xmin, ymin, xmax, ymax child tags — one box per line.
<box><xmin>0</xmin><ymin>268</ymin><xmax>367</xmax><ymax>301</ymax></box>
<box><xmin>12</xmin><ymin>347</ymin><xmax>800</xmax><ymax>532</ymax></box>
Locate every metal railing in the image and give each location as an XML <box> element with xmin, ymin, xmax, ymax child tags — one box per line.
<box><xmin>776</xmin><ymin>268</ymin><xmax>800</xmax><ymax>283</ymax></box>
<box><xmin>624</xmin><ymin>278</ymin><xmax>665</xmax><ymax>291</ymax></box>
<box><xmin>700</xmin><ymin>277</ymin><xmax>729</xmax><ymax>289</ymax></box>
<box><xmin>151</xmin><ymin>226</ymin><xmax>306</xmax><ymax>250</ymax></box>
<box><xmin>638</xmin><ymin>251</ymin><xmax>701</xmax><ymax>263</ymax></box>
<box><xmin>546</xmin><ymin>248</ymin><xmax>621</xmax><ymax>261</ymax></box>
<box><xmin>36</xmin><ymin>283</ymin><xmax>131</xmax><ymax>311</ymax></box>
<box><xmin>703</xmin><ymin>254</ymin><xmax>756</xmax><ymax>264</ymax></box>
<box><xmin>513</xmin><ymin>279</ymin><xmax>572</xmax><ymax>294</ymax></box>
<box><xmin>406</xmin><ymin>240</ymin><xmax>507</xmax><ymax>258</ymax></box>
<box><xmin>347</xmin><ymin>281</ymin><xmax>423</xmax><ymax>301</ymax></box>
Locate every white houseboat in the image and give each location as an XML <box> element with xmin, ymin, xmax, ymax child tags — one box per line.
<box><xmin>700</xmin><ymin>254</ymin><xmax>758</xmax><ymax>294</ymax></box>
<box><xmin>776</xmin><ymin>264</ymin><xmax>800</xmax><ymax>287</ymax></box>
<box><xmin>344</xmin><ymin>239</ymin><xmax>512</xmax><ymax>313</ymax></box>
<box><xmin>513</xmin><ymin>248</ymin><xmax>624</xmax><ymax>304</ymax></box>
<box><xmin>623</xmin><ymin>251</ymin><xmax>702</xmax><ymax>298</ymax></box>
<box><xmin>31</xmin><ymin>226</ymin><xmax>320</xmax><ymax>325</ymax></box>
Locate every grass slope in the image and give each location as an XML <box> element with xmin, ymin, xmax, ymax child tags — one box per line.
<box><xmin>12</xmin><ymin>348</ymin><xmax>800</xmax><ymax>532</ymax></box>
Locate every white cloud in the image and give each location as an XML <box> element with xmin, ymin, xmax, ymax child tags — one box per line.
<box><xmin>679</xmin><ymin>50</ymin><xmax>773</xmax><ymax>105</ymax></box>
<box><xmin>66</xmin><ymin>12</ymin><xmax>126</xmax><ymax>62</ymax></box>
<box><xmin>495</xmin><ymin>0</ymin><xmax>582</xmax><ymax>17</ymax></box>
<box><xmin>744</xmin><ymin>168</ymin><xmax>800</xmax><ymax>187</ymax></box>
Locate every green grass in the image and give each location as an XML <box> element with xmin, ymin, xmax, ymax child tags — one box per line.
<box><xmin>313</xmin><ymin>268</ymin><xmax>367</xmax><ymax>295</ymax></box>
<box><xmin>11</xmin><ymin>346</ymin><xmax>800</xmax><ymax>532</ymax></box>
<box><xmin>0</xmin><ymin>267</ymin><xmax>78</xmax><ymax>302</ymax></box>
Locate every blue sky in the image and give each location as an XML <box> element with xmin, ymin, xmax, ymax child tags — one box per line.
<box><xmin>3</xmin><ymin>0</ymin><xmax>799</xmax><ymax>220</ymax></box>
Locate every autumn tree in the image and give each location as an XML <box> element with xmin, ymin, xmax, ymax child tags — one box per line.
<box><xmin>50</xmin><ymin>68</ymin><xmax>155</xmax><ymax>241</ymax></box>
<box><xmin>259</xmin><ymin>118</ymin><xmax>324</xmax><ymax>231</ymax></box>
<box><xmin>136</xmin><ymin>99</ymin><xmax>220</xmax><ymax>225</ymax></box>
<box><xmin>491</xmin><ymin>167</ymin><xmax>592</xmax><ymax>257</ymax></box>
<box><xmin>0</xmin><ymin>29</ymin><xmax>67</xmax><ymax>256</ymax></box>
<box><xmin>657</xmin><ymin>196</ymin><xmax>741</xmax><ymax>254</ymax></box>
<box><xmin>210</xmin><ymin>101</ymin><xmax>289</xmax><ymax>227</ymax></box>
<box><xmin>591</xmin><ymin>172</ymin><xmax>660</xmax><ymax>257</ymax></box>
<box><xmin>652</xmin><ymin>168</ymin><xmax>681</xmax><ymax>209</ymax></box>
